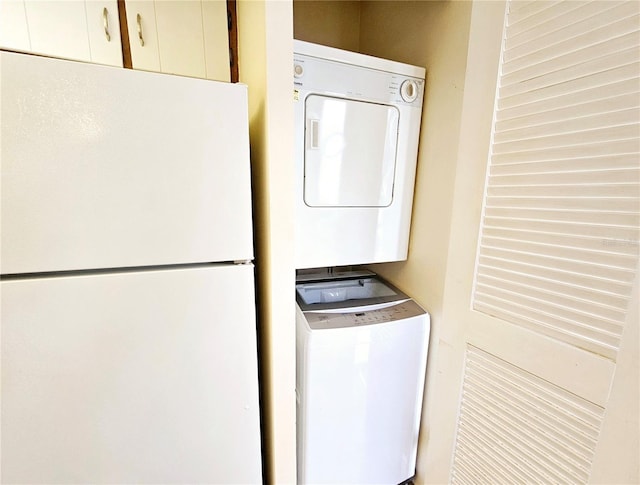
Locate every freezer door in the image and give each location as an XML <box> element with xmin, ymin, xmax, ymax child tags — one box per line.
<box><xmin>0</xmin><ymin>51</ymin><xmax>253</xmax><ymax>274</ymax></box>
<box><xmin>1</xmin><ymin>265</ymin><xmax>262</xmax><ymax>484</ymax></box>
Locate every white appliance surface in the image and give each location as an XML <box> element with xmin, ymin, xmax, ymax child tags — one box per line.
<box><xmin>2</xmin><ymin>265</ymin><xmax>261</xmax><ymax>484</ymax></box>
<box><xmin>293</xmin><ymin>40</ymin><xmax>425</xmax><ymax>268</ymax></box>
<box><xmin>1</xmin><ymin>50</ymin><xmax>253</xmax><ymax>275</ymax></box>
<box><xmin>296</xmin><ymin>274</ymin><xmax>430</xmax><ymax>484</ymax></box>
<box><xmin>1</xmin><ymin>51</ymin><xmax>261</xmax><ymax>484</ymax></box>
<box><xmin>304</xmin><ymin>95</ymin><xmax>399</xmax><ymax>207</ymax></box>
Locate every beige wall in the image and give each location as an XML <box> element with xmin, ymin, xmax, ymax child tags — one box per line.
<box><xmin>237</xmin><ymin>2</ymin><xmax>297</xmax><ymax>484</ymax></box>
<box><xmin>360</xmin><ymin>0</ymin><xmax>471</xmax><ymax>326</ymax></box>
<box><xmin>293</xmin><ymin>0</ymin><xmax>361</xmax><ymax>51</ymax></box>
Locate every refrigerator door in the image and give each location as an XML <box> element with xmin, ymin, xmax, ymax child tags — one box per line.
<box><xmin>0</xmin><ymin>51</ymin><xmax>253</xmax><ymax>274</ymax></box>
<box><xmin>1</xmin><ymin>264</ymin><xmax>261</xmax><ymax>484</ymax></box>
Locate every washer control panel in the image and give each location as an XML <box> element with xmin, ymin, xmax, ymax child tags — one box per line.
<box><xmin>304</xmin><ymin>299</ymin><xmax>425</xmax><ymax>330</ymax></box>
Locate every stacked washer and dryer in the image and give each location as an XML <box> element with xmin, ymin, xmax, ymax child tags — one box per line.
<box><xmin>293</xmin><ymin>40</ymin><xmax>430</xmax><ymax>485</ymax></box>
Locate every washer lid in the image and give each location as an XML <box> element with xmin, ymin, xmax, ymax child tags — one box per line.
<box><xmin>296</xmin><ymin>275</ymin><xmax>408</xmax><ymax>311</ymax></box>
<box><xmin>303</xmin><ymin>299</ymin><xmax>426</xmax><ymax>330</ymax></box>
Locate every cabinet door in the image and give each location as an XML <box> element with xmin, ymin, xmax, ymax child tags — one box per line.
<box><xmin>85</xmin><ymin>0</ymin><xmax>124</xmax><ymax>66</ymax></box>
<box><xmin>126</xmin><ymin>0</ymin><xmax>230</xmax><ymax>81</ymax></box>
<box><xmin>124</xmin><ymin>0</ymin><xmax>161</xmax><ymax>71</ymax></box>
<box><xmin>1</xmin><ymin>0</ymin><xmax>123</xmax><ymax>67</ymax></box>
<box><xmin>155</xmin><ymin>0</ymin><xmax>207</xmax><ymax>78</ymax></box>
<box><xmin>24</xmin><ymin>0</ymin><xmax>91</xmax><ymax>61</ymax></box>
<box><xmin>202</xmin><ymin>0</ymin><xmax>230</xmax><ymax>82</ymax></box>
<box><xmin>0</xmin><ymin>0</ymin><xmax>31</xmax><ymax>51</ymax></box>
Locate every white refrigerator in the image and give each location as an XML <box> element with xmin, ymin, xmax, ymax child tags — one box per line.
<box><xmin>1</xmin><ymin>51</ymin><xmax>262</xmax><ymax>484</ymax></box>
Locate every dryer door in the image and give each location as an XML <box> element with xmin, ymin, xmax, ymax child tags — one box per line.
<box><xmin>304</xmin><ymin>95</ymin><xmax>399</xmax><ymax>207</ymax></box>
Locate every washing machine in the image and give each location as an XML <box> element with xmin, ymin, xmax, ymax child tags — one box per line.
<box><xmin>296</xmin><ymin>270</ymin><xmax>430</xmax><ymax>484</ymax></box>
<box><xmin>293</xmin><ymin>40</ymin><xmax>426</xmax><ymax>269</ymax></box>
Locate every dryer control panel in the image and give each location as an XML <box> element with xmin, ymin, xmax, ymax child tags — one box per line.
<box><xmin>303</xmin><ymin>299</ymin><xmax>425</xmax><ymax>330</ymax></box>
<box><xmin>293</xmin><ymin>54</ymin><xmax>424</xmax><ymax>108</ymax></box>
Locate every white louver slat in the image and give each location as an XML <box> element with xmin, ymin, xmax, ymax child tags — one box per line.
<box><xmin>451</xmin><ymin>346</ymin><xmax>605</xmax><ymax>485</ymax></box>
<box><xmin>472</xmin><ymin>0</ymin><xmax>640</xmax><ymax>361</ymax></box>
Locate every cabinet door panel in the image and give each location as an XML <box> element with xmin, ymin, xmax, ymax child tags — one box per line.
<box><xmin>125</xmin><ymin>0</ymin><xmax>161</xmax><ymax>71</ymax></box>
<box><xmin>0</xmin><ymin>0</ymin><xmax>31</xmax><ymax>51</ymax></box>
<box><xmin>155</xmin><ymin>0</ymin><xmax>206</xmax><ymax>78</ymax></box>
<box><xmin>85</xmin><ymin>0</ymin><xmax>123</xmax><ymax>67</ymax></box>
<box><xmin>125</xmin><ymin>0</ymin><xmax>230</xmax><ymax>81</ymax></box>
<box><xmin>24</xmin><ymin>1</ymin><xmax>91</xmax><ymax>61</ymax></box>
<box><xmin>203</xmin><ymin>0</ymin><xmax>231</xmax><ymax>82</ymax></box>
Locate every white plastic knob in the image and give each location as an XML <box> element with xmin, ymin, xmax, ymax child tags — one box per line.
<box><xmin>400</xmin><ymin>80</ymin><xmax>418</xmax><ymax>102</ymax></box>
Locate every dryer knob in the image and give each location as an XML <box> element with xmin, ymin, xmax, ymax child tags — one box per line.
<box><xmin>400</xmin><ymin>80</ymin><xmax>419</xmax><ymax>102</ymax></box>
<box><xmin>294</xmin><ymin>63</ymin><xmax>304</xmax><ymax>78</ymax></box>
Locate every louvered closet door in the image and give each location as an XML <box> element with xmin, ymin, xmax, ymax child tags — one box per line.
<box><xmin>432</xmin><ymin>1</ymin><xmax>639</xmax><ymax>483</ymax></box>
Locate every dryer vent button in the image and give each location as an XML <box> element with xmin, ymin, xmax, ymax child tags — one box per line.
<box><xmin>294</xmin><ymin>64</ymin><xmax>304</xmax><ymax>78</ymax></box>
<box><xmin>400</xmin><ymin>80</ymin><xmax>418</xmax><ymax>102</ymax></box>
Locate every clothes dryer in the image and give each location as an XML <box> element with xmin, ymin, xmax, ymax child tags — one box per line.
<box><xmin>293</xmin><ymin>41</ymin><xmax>425</xmax><ymax>269</ymax></box>
<box><xmin>296</xmin><ymin>271</ymin><xmax>430</xmax><ymax>484</ymax></box>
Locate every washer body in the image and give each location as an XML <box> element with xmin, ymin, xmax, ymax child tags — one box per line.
<box><xmin>293</xmin><ymin>40</ymin><xmax>425</xmax><ymax>269</ymax></box>
<box><xmin>296</xmin><ymin>272</ymin><xmax>430</xmax><ymax>484</ymax></box>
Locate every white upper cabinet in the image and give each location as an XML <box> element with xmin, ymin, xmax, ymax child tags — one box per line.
<box><xmin>84</xmin><ymin>1</ymin><xmax>124</xmax><ymax>66</ymax></box>
<box><xmin>125</xmin><ymin>0</ymin><xmax>230</xmax><ymax>82</ymax></box>
<box><xmin>25</xmin><ymin>1</ymin><xmax>92</xmax><ymax>61</ymax></box>
<box><xmin>0</xmin><ymin>1</ymin><xmax>231</xmax><ymax>80</ymax></box>
<box><xmin>201</xmin><ymin>0</ymin><xmax>231</xmax><ymax>82</ymax></box>
<box><xmin>0</xmin><ymin>0</ymin><xmax>123</xmax><ymax>67</ymax></box>
<box><xmin>124</xmin><ymin>0</ymin><xmax>160</xmax><ymax>71</ymax></box>
<box><xmin>0</xmin><ymin>1</ymin><xmax>30</xmax><ymax>52</ymax></box>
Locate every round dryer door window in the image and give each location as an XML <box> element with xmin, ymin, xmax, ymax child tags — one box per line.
<box><xmin>303</xmin><ymin>95</ymin><xmax>400</xmax><ymax>208</ymax></box>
